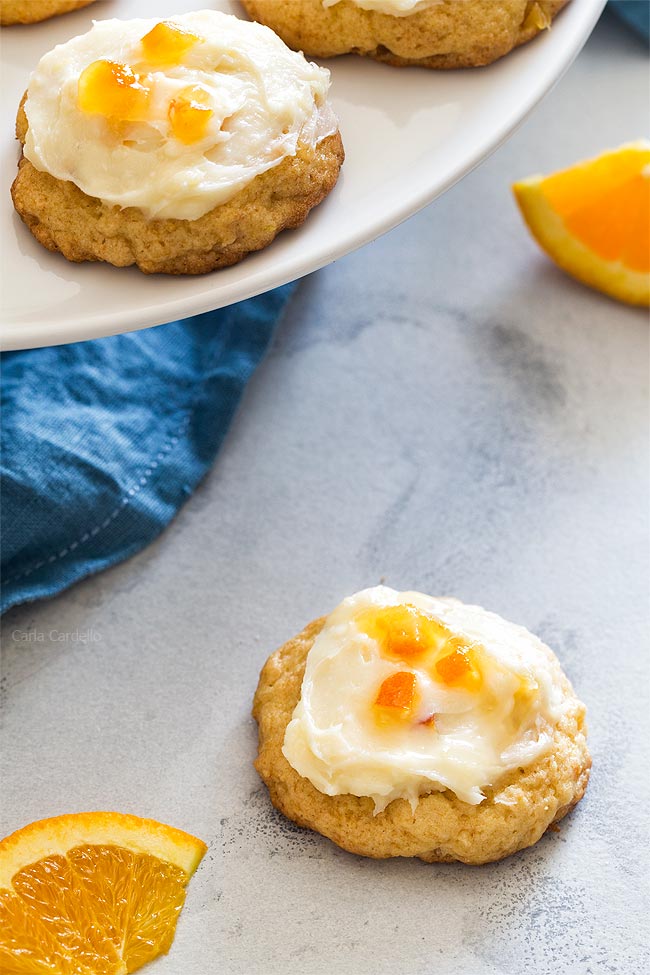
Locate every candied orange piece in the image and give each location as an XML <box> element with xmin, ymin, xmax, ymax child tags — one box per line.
<box><xmin>358</xmin><ymin>604</ymin><xmax>452</xmax><ymax>662</ymax></box>
<box><xmin>375</xmin><ymin>671</ymin><xmax>417</xmax><ymax>715</ymax></box>
<box><xmin>168</xmin><ymin>85</ymin><xmax>213</xmax><ymax>145</ymax></box>
<box><xmin>435</xmin><ymin>641</ymin><xmax>481</xmax><ymax>691</ymax></box>
<box><xmin>78</xmin><ymin>60</ymin><xmax>151</xmax><ymax>123</ymax></box>
<box><xmin>141</xmin><ymin>21</ymin><xmax>201</xmax><ymax>66</ymax></box>
<box><xmin>436</xmin><ymin>647</ymin><xmax>470</xmax><ymax>683</ymax></box>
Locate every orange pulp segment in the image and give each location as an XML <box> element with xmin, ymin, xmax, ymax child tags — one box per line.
<box><xmin>168</xmin><ymin>85</ymin><xmax>213</xmax><ymax>144</ymax></box>
<box><xmin>0</xmin><ymin>811</ymin><xmax>207</xmax><ymax>974</ymax></box>
<box><xmin>513</xmin><ymin>141</ymin><xmax>650</xmax><ymax>306</ymax></box>
<box><xmin>78</xmin><ymin>60</ymin><xmax>151</xmax><ymax>123</ymax></box>
<box><xmin>141</xmin><ymin>21</ymin><xmax>201</xmax><ymax>66</ymax></box>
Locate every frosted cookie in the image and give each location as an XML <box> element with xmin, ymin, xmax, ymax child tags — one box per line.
<box><xmin>11</xmin><ymin>11</ymin><xmax>343</xmax><ymax>274</ymax></box>
<box><xmin>242</xmin><ymin>0</ymin><xmax>569</xmax><ymax>68</ymax></box>
<box><xmin>1</xmin><ymin>1</ymin><xmax>95</xmax><ymax>26</ymax></box>
<box><xmin>254</xmin><ymin>586</ymin><xmax>590</xmax><ymax>864</ymax></box>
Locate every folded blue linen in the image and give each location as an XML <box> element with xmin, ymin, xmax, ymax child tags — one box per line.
<box><xmin>1</xmin><ymin>286</ymin><xmax>295</xmax><ymax>614</ymax></box>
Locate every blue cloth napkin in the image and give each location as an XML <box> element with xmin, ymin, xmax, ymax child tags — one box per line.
<box><xmin>610</xmin><ymin>1</ymin><xmax>650</xmax><ymax>40</ymax></box>
<box><xmin>1</xmin><ymin>286</ymin><xmax>295</xmax><ymax>614</ymax></box>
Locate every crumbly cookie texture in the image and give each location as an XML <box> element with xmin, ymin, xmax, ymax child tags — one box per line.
<box><xmin>1</xmin><ymin>0</ymin><xmax>94</xmax><ymax>26</ymax></box>
<box><xmin>242</xmin><ymin>0</ymin><xmax>569</xmax><ymax>68</ymax></box>
<box><xmin>11</xmin><ymin>101</ymin><xmax>344</xmax><ymax>275</ymax></box>
<box><xmin>253</xmin><ymin>616</ymin><xmax>591</xmax><ymax>865</ymax></box>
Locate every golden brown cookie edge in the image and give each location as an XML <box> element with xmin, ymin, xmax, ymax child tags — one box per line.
<box><xmin>1</xmin><ymin>0</ymin><xmax>95</xmax><ymax>27</ymax></box>
<box><xmin>242</xmin><ymin>0</ymin><xmax>569</xmax><ymax>68</ymax></box>
<box><xmin>12</xmin><ymin>98</ymin><xmax>344</xmax><ymax>275</ymax></box>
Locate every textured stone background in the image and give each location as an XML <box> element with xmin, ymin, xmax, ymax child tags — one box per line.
<box><xmin>1</xmin><ymin>11</ymin><xmax>648</xmax><ymax>975</ymax></box>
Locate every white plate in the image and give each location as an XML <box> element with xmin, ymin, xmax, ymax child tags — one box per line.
<box><xmin>1</xmin><ymin>0</ymin><xmax>605</xmax><ymax>350</ymax></box>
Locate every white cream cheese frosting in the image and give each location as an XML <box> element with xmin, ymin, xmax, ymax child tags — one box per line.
<box><xmin>23</xmin><ymin>10</ymin><xmax>335</xmax><ymax>220</ymax></box>
<box><xmin>322</xmin><ymin>0</ymin><xmax>443</xmax><ymax>16</ymax></box>
<box><xmin>282</xmin><ymin>586</ymin><xmax>570</xmax><ymax>812</ymax></box>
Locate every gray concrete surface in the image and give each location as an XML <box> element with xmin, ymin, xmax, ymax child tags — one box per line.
<box><xmin>1</xmin><ymin>12</ymin><xmax>649</xmax><ymax>975</ymax></box>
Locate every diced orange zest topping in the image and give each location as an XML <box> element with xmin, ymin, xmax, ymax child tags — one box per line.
<box><xmin>435</xmin><ymin>641</ymin><xmax>481</xmax><ymax>691</ymax></box>
<box><xmin>375</xmin><ymin>671</ymin><xmax>417</xmax><ymax>714</ymax></box>
<box><xmin>436</xmin><ymin>647</ymin><xmax>471</xmax><ymax>683</ymax></box>
<box><xmin>168</xmin><ymin>85</ymin><xmax>213</xmax><ymax>144</ymax></box>
<box><xmin>360</xmin><ymin>603</ymin><xmax>484</xmax><ymax>708</ymax></box>
<box><xmin>358</xmin><ymin>604</ymin><xmax>452</xmax><ymax>662</ymax></box>
<box><xmin>141</xmin><ymin>21</ymin><xmax>201</xmax><ymax>66</ymax></box>
<box><xmin>77</xmin><ymin>60</ymin><xmax>151</xmax><ymax>123</ymax></box>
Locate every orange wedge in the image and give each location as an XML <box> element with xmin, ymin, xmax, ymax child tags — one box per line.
<box><xmin>513</xmin><ymin>141</ymin><xmax>650</xmax><ymax>306</ymax></box>
<box><xmin>0</xmin><ymin>811</ymin><xmax>207</xmax><ymax>974</ymax></box>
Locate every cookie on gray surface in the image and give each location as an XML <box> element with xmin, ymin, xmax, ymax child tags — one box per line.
<box><xmin>254</xmin><ymin>588</ymin><xmax>591</xmax><ymax>864</ymax></box>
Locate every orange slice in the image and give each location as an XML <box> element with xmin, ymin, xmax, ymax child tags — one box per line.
<box><xmin>0</xmin><ymin>811</ymin><xmax>207</xmax><ymax>974</ymax></box>
<box><xmin>513</xmin><ymin>141</ymin><xmax>650</xmax><ymax>306</ymax></box>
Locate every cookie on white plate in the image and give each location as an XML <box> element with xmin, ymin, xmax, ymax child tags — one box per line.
<box><xmin>1</xmin><ymin>1</ymin><xmax>95</xmax><ymax>27</ymax></box>
<box><xmin>12</xmin><ymin>11</ymin><xmax>344</xmax><ymax>273</ymax></box>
